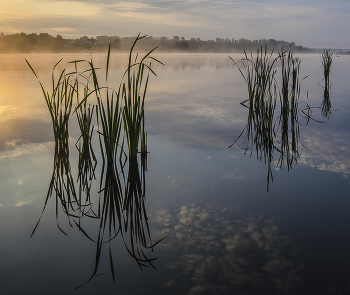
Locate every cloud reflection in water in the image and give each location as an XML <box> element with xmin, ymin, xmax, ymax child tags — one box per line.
<box><xmin>152</xmin><ymin>204</ymin><xmax>303</xmax><ymax>294</ymax></box>
<box><xmin>300</xmin><ymin>131</ymin><xmax>350</xmax><ymax>177</ymax></box>
<box><xmin>0</xmin><ymin>117</ymin><xmax>52</xmax><ymax>158</ymax></box>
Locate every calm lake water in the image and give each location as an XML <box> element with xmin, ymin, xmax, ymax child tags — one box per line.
<box><xmin>0</xmin><ymin>52</ymin><xmax>350</xmax><ymax>295</ymax></box>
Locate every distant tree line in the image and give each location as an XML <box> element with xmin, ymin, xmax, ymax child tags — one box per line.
<box><xmin>0</xmin><ymin>32</ymin><xmax>312</xmax><ymax>53</ymax></box>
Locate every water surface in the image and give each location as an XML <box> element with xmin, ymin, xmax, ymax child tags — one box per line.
<box><xmin>0</xmin><ymin>53</ymin><xmax>350</xmax><ymax>294</ymax></box>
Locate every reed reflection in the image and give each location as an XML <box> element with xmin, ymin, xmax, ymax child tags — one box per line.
<box><xmin>31</xmin><ymin>143</ymin><xmax>79</xmax><ymax>237</ymax></box>
<box><xmin>321</xmin><ymin>88</ymin><xmax>332</xmax><ymax>119</ymax></box>
<box><xmin>76</xmin><ymin>98</ymin><xmax>97</xmax><ymax>215</ymax></box>
<box><xmin>74</xmin><ymin>154</ymin><xmax>163</xmax><ymax>288</ymax></box>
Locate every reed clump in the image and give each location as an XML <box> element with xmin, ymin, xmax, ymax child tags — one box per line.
<box><xmin>29</xmin><ymin>34</ymin><xmax>164</xmax><ymax>287</ymax></box>
<box><xmin>229</xmin><ymin>47</ymin><xmax>278</xmax><ymax>189</ymax></box>
<box><xmin>229</xmin><ymin>48</ymin><xmax>306</xmax><ymax>191</ymax></box>
<box><xmin>69</xmin><ymin>35</ymin><xmax>163</xmax><ymax>287</ymax></box>
<box><xmin>321</xmin><ymin>49</ymin><xmax>333</xmax><ymax>90</ymax></box>
<box><xmin>75</xmin><ymin>34</ymin><xmax>163</xmax><ymax>163</ymax></box>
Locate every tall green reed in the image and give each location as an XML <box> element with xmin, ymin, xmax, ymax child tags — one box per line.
<box><xmin>79</xmin><ymin>45</ymin><xmax>124</xmax><ymax>163</ymax></box>
<box><xmin>121</xmin><ymin>33</ymin><xmax>163</xmax><ymax>159</ymax></box>
<box><xmin>26</xmin><ymin>59</ymin><xmax>75</xmax><ymax>147</ymax></box>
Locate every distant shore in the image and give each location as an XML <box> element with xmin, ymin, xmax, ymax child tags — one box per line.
<box><xmin>0</xmin><ymin>32</ymin><xmax>314</xmax><ymax>54</ymax></box>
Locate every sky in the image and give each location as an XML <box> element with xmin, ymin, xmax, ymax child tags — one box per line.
<box><xmin>1</xmin><ymin>0</ymin><xmax>350</xmax><ymax>49</ymax></box>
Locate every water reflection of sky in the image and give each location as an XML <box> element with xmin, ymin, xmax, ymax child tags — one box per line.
<box><xmin>0</xmin><ymin>53</ymin><xmax>350</xmax><ymax>294</ymax></box>
<box><xmin>152</xmin><ymin>204</ymin><xmax>303</xmax><ymax>294</ymax></box>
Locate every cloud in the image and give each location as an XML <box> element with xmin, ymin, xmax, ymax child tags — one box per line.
<box><xmin>1</xmin><ymin>0</ymin><xmax>350</xmax><ymax>47</ymax></box>
<box><xmin>51</xmin><ymin>27</ymin><xmax>76</xmax><ymax>33</ymax></box>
